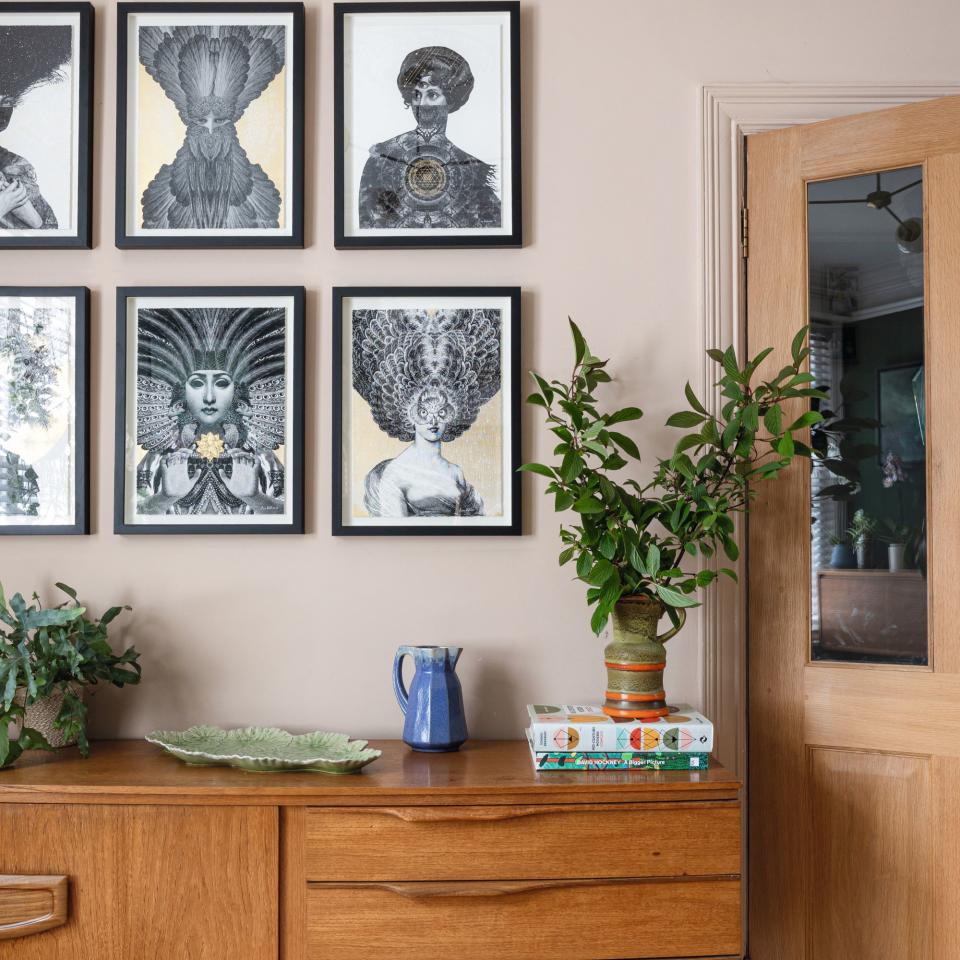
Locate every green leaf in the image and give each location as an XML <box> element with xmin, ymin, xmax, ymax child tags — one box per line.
<box><xmin>599</xmin><ymin>533</ymin><xmax>616</xmax><ymax>560</ymax></box>
<box><xmin>569</xmin><ymin>318</ymin><xmax>587</xmax><ymax>365</ymax></box>
<box><xmin>573</xmin><ymin>495</ymin><xmax>605</xmax><ymax>514</ymax></box>
<box><xmin>763</xmin><ymin>405</ymin><xmax>782</xmax><ymax>436</ymax></box>
<box><xmin>532</xmin><ymin>373</ymin><xmax>554</xmax><ymax>404</ymax></box>
<box><xmin>559</xmin><ymin>546</ymin><xmax>576</xmax><ymax>566</ymax></box>
<box><xmin>684</xmin><ymin>382</ymin><xmax>708</xmax><ymax>416</ymax></box>
<box><xmin>590</xmin><ymin>605</ymin><xmax>610</xmax><ymax>636</ymax></box>
<box><xmin>666</xmin><ymin>411</ymin><xmax>706</xmax><ymax>429</ymax></box>
<box><xmin>555</xmin><ymin>491</ymin><xmax>575</xmax><ymax>511</ymax></box>
<box><xmin>585</xmin><ymin>558</ymin><xmax>616</xmax><ymax>586</ymax></box>
<box><xmin>655</xmin><ymin>584</ymin><xmax>701</xmax><ymax>608</ymax></box>
<box><xmin>646</xmin><ymin>543</ymin><xmax>661</xmax><ymax>577</ymax></box>
<box><xmin>55</xmin><ymin>582</ymin><xmax>78</xmax><ymax>601</ymax></box>
<box><xmin>722</xmin><ymin>346</ymin><xmax>741</xmax><ymax>381</ymax></box>
<box><xmin>742</xmin><ymin>403</ymin><xmax>759</xmax><ymax>432</ymax></box>
<box><xmin>525</xmin><ymin>392</ymin><xmax>547</xmax><ymax>408</ymax></box>
<box><xmin>560</xmin><ymin>451</ymin><xmax>583</xmax><ymax>483</ymax></box>
<box><xmin>776</xmin><ymin>433</ymin><xmax>795</xmax><ymax>457</ymax></box>
<box><xmin>787</xmin><ymin>410</ymin><xmax>824</xmax><ymax>432</ymax></box>
<box><xmin>576</xmin><ymin>553</ymin><xmax>593</xmax><ymax>579</ymax></box>
<box><xmin>607</xmin><ymin>431</ymin><xmax>641</xmax><ymax>460</ymax></box>
<box><xmin>517</xmin><ymin>462</ymin><xmax>555</xmax><ymax>479</ymax></box>
<box><xmin>605</xmin><ymin>407</ymin><xmax>643</xmax><ymax>426</ymax></box>
<box><xmin>790</xmin><ymin>326</ymin><xmax>808</xmax><ymax>365</ymax></box>
<box><xmin>723</xmin><ymin>537</ymin><xmax>741</xmax><ymax>561</ymax></box>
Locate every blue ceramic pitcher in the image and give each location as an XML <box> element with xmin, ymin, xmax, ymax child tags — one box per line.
<box><xmin>393</xmin><ymin>645</ymin><xmax>468</xmax><ymax>752</ymax></box>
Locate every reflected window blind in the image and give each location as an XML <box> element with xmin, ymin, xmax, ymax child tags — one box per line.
<box><xmin>809</xmin><ymin>323</ymin><xmax>842</xmax><ymax>635</ymax></box>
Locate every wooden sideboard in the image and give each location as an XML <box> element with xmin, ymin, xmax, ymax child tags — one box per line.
<box><xmin>0</xmin><ymin>740</ymin><xmax>742</xmax><ymax>959</ymax></box>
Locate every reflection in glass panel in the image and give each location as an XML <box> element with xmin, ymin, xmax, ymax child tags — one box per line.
<box><xmin>808</xmin><ymin>166</ymin><xmax>927</xmax><ymax>665</ymax></box>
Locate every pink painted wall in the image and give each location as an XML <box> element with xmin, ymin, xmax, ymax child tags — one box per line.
<box><xmin>3</xmin><ymin>0</ymin><xmax>957</xmax><ymax>741</ymax></box>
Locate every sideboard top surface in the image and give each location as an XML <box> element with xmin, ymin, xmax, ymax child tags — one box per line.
<box><xmin>0</xmin><ymin>740</ymin><xmax>740</xmax><ymax>806</ymax></box>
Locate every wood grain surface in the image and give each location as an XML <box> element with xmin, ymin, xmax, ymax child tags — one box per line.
<box><xmin>306</xmin><ymin>877</ymin><xmax>742</xmax><ymax>960</ymax></box>
<box><xmin>0</xmin><ymin>804</ymin><xmax>277</xmax><ymax>960</ymax></box>
<box><xmin>304</xmin><ymin>801</ymin><xmax>741</xmax><ymax>881</ymax></box>
<box><xmin>0</xmin><ymin>740</ymin><xmax>740</xmax><ymax>806</ymax></box>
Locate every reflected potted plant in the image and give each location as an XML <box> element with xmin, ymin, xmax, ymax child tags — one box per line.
<box><xmin>881</xmin><ymin>521</ymin><xmax>912</xmax><ymax>573</ymax></box>
<box><xmin>829</xmin><ymin>533</ymin><xmax>857</xmax><ymax>569</ymax></box>
<box><xmin>0</xmin><ymin>583</ymin><xmax>141</xmax><ymax>769</ymax></box>
<box><xmin>521</xmin><ymin>322</ymin><xmax>821</xmax><ymax>719</ymax></box>
<box><xmin>847</xmin><ymin>509</ymin><xmax>877</xmax><ymax>569</ymax></box>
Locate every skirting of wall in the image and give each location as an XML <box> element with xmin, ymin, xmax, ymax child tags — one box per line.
<box><xmin>698</xmin><ymin>82</ymin><xmax>960</xmax><ymax>779</ymax></box>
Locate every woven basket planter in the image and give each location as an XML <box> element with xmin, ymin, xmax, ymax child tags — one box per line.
<box><xmin>13</xmin><ymin>682</ymin><xmax>83</xmax><ymax>748</ymax></box>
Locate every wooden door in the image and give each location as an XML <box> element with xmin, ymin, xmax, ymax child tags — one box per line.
<box><xmin>747</xmin><ymin>97</ymin><xmax>960</xmax><ymax>960</ymax></box>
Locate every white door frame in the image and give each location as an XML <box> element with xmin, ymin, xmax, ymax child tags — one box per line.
<box><xmin>698</xmin><ymin>83</ymin><xmax>960</xmax><ymax>779</ymax></box>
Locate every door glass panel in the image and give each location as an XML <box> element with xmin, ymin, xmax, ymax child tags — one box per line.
<box><xmin>807</xmin><ymin>166</ymin><xmax>927</xmax><ymax>665</ymax></box>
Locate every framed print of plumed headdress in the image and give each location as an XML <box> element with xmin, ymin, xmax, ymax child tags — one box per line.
<box><xmin>115</xmin><ymin>286</ymin><xmax>304</xmax><ymax>534</ymax></box>
<box><xmin>116</xmin><ymin>2</ymin><xmax>304</xmax><ymax>248</ymax></box>
<box><xmin>333</xmin><ymin>286</ymin><xmax>521</xmax><ymax>535</ymax></box>
<box><xmin>334</xmin><ymin>2</ymin><xmax>521</xmax><ymax>249</ymax></box>
<box><xmin>0</xmin><ymin>3</ymin><xmax>93</xmax><ymax>249</ymax></box>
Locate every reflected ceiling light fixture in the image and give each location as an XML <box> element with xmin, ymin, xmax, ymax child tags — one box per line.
<box><xmin>810</xmin><ymin>172</ymin><xmax>923</xmax><ymax>254</ymax></box>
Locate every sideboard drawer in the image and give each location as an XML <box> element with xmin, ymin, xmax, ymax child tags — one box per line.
<box><xmin>304</xmin><ymin>801</ymin><xmax>740</xmax><ymax>881</ymax></box>
<box><xmin>305</xmin><ymin>877</ymin><xmax>741</xmax><ymax>959</ymax></box>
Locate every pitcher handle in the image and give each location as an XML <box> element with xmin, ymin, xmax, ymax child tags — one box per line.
<box><xmin>393</xmin><ymin>646</ymin><xmax>415</xmax><ymax>715</ymax></box>
<box><xmin>658</xmin><ymin>607</ymin><xmax>686</xmax><ymax>644</ymax></box>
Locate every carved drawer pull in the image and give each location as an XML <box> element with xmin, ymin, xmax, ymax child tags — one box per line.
<box><xmin>371</xmin><ymin>805</ymin><xmax>565</xmax><ymax>823</ymax></box>
<box><xmin>313</xmin><ymin>877</ymin><xmax>701</xmax><ymax>898</ymax></box>
<box><xmin>0</xmin><ymin>875</ymin><xmax>68</xmax><ymax>940</ymax></box>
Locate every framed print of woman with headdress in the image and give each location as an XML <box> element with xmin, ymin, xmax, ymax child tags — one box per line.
<box><xmin>0</xmin><ymin>3</ymin><xmax>93</xmax><ymax>249</ymax></box>
<box><xmin>334</xmin><ymin>2</ymin><xmax>521</xmax><ymax>248</ymax></box>
<box><xmin>333</xmin><ymin>287</ymin><xmax>521</xmax><ymax>535</ymax></box>
<box><xmin>116</xmin><ymin>2</ymin><xmax>304</xmax><ymax>249</ymax></box>
<box><xmin>115</xmin><ymin>287</ymin><xmax>304</xmax><ymax>534</ymax></box>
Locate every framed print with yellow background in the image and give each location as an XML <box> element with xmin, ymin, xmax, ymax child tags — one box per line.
<box><xmin>115</xmin><ymin>286</ymin><xmax>304</xmax><ymax>535</ymax></box>
<box><xmin>116</xmin><ymin>2</ymin><xmax>304</xmax><ymax>248</ymax></box>
<box><xmin>333</xmin><ymin>286</ymin><xmax>521</xmax><ymax>536</ymax></box>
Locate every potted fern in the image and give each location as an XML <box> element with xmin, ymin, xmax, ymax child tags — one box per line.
<box><xmin>0</xmin><ymin>583</ymin><xmax>141</xmax><ymax>769</ymax></box>
<box><xmin>521</xmin><ymin>322</ymin><xmax>822</xmax><ymax>719</ymax></box>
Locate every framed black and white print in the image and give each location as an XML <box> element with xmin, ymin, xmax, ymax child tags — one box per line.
<box><xmin>0</xmin><ymin>3</ymin><xmax>93</xmax><ymax>249</ymax></box>
<box><xmin>333</xmin><ymin>287</ymin><xmax>521</xmax><ymax>535</ymax></box>
<box><xmin>0</xmin><ymin>287</ymin><xmax>88</xmax><ymax>535</ymax></box>
<box><xmin>334</xmin><ymin>2</ymin><xmax>521</xmax><ymax>248</ymax></box>
<box><xmin>115</xmin><ymin>287</ymin><xmax>305</xmax><ymax>534</ymax></box>
<box><xmin>116</xmin><ymin>3</ymin><xmax>304</xmax><ymax>249</ymax></box>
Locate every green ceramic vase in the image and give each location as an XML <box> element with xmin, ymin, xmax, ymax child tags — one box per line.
<box><xmin>602</xmin><ymin>595</ymin><xmax>685</xmax><ymax>720</ymax></box>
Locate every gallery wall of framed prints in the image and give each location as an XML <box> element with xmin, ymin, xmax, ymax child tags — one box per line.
<box><xmin>0</xmin><ymin>0</ymin><xmax>525</xmax><ymax>539</ymax></box>
<box><xmin>0</xmin><ymin>287</ymin><xmax>89</xmax><ymax>535</ymax></box>
<box><xmin>115</xmin><ymin>2</ymin><xmax>306</xmax><ymax>248</ymax></box>
<box><xmin>0</xmin><ymin>2</ymin><xmax>94</xmax><ymax>249</ymax></box>
<box><xmin>114</xmin><ymin>286</ymin><xmax>305</xmax><ymax>534</ymax></box>
<box><xmin>334</xmin><ymin>1</ymin><xmax>521</xmax><ymax>248</ymax></box>
<box><xmin>332</xmin><ymin>286</ymin><xmax>522</xmax><ymax>535</ymax></box>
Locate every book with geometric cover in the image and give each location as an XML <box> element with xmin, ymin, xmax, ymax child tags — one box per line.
<box><xmin>526</xmin><ymin>730</ymin><xmax>710</xmax><ymax>771</ymax></box>
<box><xmin>527</xmin><ymin>703</ymin><xmax>713</xmax><ymax>754</ymax></box>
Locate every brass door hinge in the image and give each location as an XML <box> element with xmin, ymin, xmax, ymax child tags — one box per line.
<box><xmin>740</xmin><ymin>207</ymin><xmax>749</xmax><ymax>259</ymax></box>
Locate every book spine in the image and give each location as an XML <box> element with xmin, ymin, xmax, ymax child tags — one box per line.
<box><xmin>529</xmin><ymin>722</ymin><xmax>713</xmax><ymax>754</ymax></box>
<box><xmin>532</xmin><ymin>752</ymin><xmax>710</xmax><ymax>771</ymax></box>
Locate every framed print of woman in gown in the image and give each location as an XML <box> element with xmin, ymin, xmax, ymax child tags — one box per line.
<box><xmin>333</xmin><ymin>286</ymin><xmax>521</xmax><ymax>535</ymax></box>
<box><xmin>0</xmin><ymin>3</ymin><xmax>93</xmax><ymax>249</ymax></box>
<box><xmin>115</xmin><ymin>286</ymin><xmax>304</xmax><ymax>534</ymax></box>
<box><xmin>334</xmin><ymin>2</ymin><xmax>520</xmax><ymax>248</ymax></box>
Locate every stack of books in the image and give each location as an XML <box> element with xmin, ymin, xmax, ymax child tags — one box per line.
<box><xmin>525</xmin><ymin>703</ymin><xmax>713</xmax><ymax>772</ymax></box>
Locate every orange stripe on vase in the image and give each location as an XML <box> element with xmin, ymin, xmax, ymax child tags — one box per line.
<box><xmin>602</xmin><ymin>705</ymin><xmax>671</xmax><ymax>720</ymax></box>
<box><xmin>605</xmin><ymin>690</ymin><xmax>665</xmax><ymax>702</ymax></box>
<box><xmin>604</xmin><ymin>661</ymin><xmax>666</xmax><ymax>672</ymax></box>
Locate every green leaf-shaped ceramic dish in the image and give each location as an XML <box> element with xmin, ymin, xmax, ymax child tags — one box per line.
<box><xmin>145</xmin><ymin>726</ymin><xmax>382</xmax><ymax>774</ymax></box>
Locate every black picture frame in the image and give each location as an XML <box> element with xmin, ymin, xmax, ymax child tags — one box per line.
<box><xmin>114</xmin><ymin>286</ymin><xmax>306</xmax><ymax>535</ymax></box>
<box><xmin>332</xmin><ymin>286</ymin><xmax>522</xmax><ymax>536</ymax></box>
<box><xmin>0</xmin><ymin>286</ymin><xmax>89</xmax><ymax>535</ymax></box>
<box><xmin>334</xmin><ymin>1</ymin><xmax>522</xmax><ymax>249</ymax></box>
<box><xmin>115</xmin><ymin>2</ymin><xmax>305</xmax><ymax>249</ymax></box>
<box><xmin>0</xmin><ymin>2</ymin><xmax>94</xmax><ymax>249</ymax></box>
